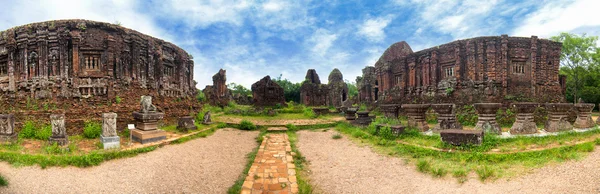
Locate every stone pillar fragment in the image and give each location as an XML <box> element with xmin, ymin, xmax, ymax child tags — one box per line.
<box><xmin>431</xmin><ymin>104</ymin><xmax>462</xmax><ymax>131</ymax></box>
<box><xmin>380</xmin><ymin>104</ymin><xmax>400</xmax><ymax>119</ymax></box>
<box><xmin>49</xmin><ymin>114</ymin><xmax>68</xmax><ymax>146</ymax></box>
<box><xmin>101</xmin><ymin>112</ymin><xmax>120</xmax><ymax>149</ymax></box>
<box><xmin>132</xmin><ymin>96</ymin><xmax>166</xmax><ymax>144</ymax></box>
<box><xmin>510</xmin><ymin>103</ymin><xmax>539</xmax><ymax>135</ymax></box>
<box><xmin>345</xmin><ymin>108</ymin><xmax>357</xmax><ymax>120</ymax></box>
<box><xmin>401</xmin><ymin>104</ymin><xmax>431</xmax><ymax>131</ymax></box>
<box><xmin>544</xmin><ymin>103</ymin><xmax>573</xmax><ymax>132</ymax></box>
<box><xmin>573</xmin><ymin>103</ymin><xmax>596</xmax><ymax>129</ymax></box>
<box><xmin>177</xmin><ymin>116</ymin><xmax>197</xmax><ymax>132</ymax></box>
<box><xmin>0</xmin><ymin>114</ymin><xmax>16</xmax><ymax>142</ymax></box>
<box><xmin>474</xmin><ymin>103</ymin><xmax>501</xmax><ymax>134</ymax></box>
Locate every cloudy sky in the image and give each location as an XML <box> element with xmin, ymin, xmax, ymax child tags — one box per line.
<box><xmin>1</xmin><ymin>0</ymin><xmax>599</xmax><ymax>89</ymax></box>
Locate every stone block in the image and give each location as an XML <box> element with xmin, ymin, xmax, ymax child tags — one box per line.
<box><xmin>101</xmin><ymin>135</ymin><xmax>120</xmax><ymax>149</ymax></box>
<box><xmin>440</xmin><ymin>129</ymin><xmax>483</xmax><ymax>146</ymax></box>
<box><xmin>131</xmin><ymin>129</ymin><xmax>167</xmax><ymax>144</ymax></box>
<box><xmin>132</xmin><ymin>111</ymin><xmax>165</xmax><ymax>122</ymax></box>
<box><xmin>177</xmin><ymin>116</ymin><xmax>197</xmax><ymax>132</ymax></box>
<box><xmin>102</xmin><ymin>112</ymin><xmax>118</xmax><ymax>137</ymax></box>
<box><xmin>345</xmin><ymin>108</ymin><xmax>357</xmax><ymax>120</ymax></box>
<box><xmin>431</xmin><ymin>104</ymin><xmax>462</xmax><ymax>131</ymax></box>
<box><xmin>401</xmin><ymin>104</ymin><xmax>430</xmax><ymax>131</ymax></box>
<box><xmin>351</xmin><ymin>111</ymin><xmax>373</xmax><ymax>126</ymax></box>
<box><xmin>312</xmin><ymin>108</ymin><xmax>329</xmax><ymax>116</ymax></box>
<box><xmin>49</xmin><ymin>113</ymin><xmax>68</xmax><ymax>146</ymax></box>
<box><xmin>380</xmin><ymin>104</ymin><xmax>400</xmax><ymax>119</ymax></box>
<box><xmin>573</xmin><ymin>103</ymin><xmax>596</xmax><ymax>129</ymax></box>
<box><xmin>545</xmin><ymin>103</ymin><xmax>573</xmax><ymax>132</ymax></box>
<box><xmin>375</xmin><ymin>124</ymin><xmax>406</xmax><ymax>136</ymax></box>
<box><xmin>0</xmin><ymin>114</ymin><xmax>16</xmax><ymax>142</ymax></box>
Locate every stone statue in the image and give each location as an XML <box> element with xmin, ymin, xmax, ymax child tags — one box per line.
<box><xmin>51</xmin><ymin>114</ymin><xmax>66</xmax><ymax>137</ymax></box>
<box><xmin>102</xmin><ymin>113</ymin><xmax>118</xmax><ymax>137</ymax></box>
<box><xmin>203</xmin><ymin>111</ymin><xmax>212</xmax><ymax>124</ymax></box>
<box><xmin>140</xmin><ymin>96</ymin><xmax>157</xmax><ymax>113</ymax></box>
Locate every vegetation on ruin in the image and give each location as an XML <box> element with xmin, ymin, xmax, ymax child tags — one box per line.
<box><xmin>18</xmin><ymin>121</ymin><xmax>52</xmax><ymax>140</ymax></box>
<box><xmin>334</xmin><ymin>120</ymin><xmax>600</xmax><ymax>182</ymax></box>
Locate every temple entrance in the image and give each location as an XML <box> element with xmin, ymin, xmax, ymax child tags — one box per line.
<box><xmin>342</xmin><ymin>89</ymin><xmax>347</xmax><ymax>101</ymax></box>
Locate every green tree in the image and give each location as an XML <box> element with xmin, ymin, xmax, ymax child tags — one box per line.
<box><xmin>551</xmin><ymin>33</ymin><xmax>598</xmax><ymax>102</ymax></box>
<box><xmin>345</xmin><ymin>79</ymin><xmax>358</xmax><ymax>98</ymax></box>
<box><xmin>227</xmin><ymin>82</ymin><xmax>252</xmax><ymax>97</ymax></box>
<box><xmin>272</xmin><ymin>74</ymin><xmax>301</xmax><ymax>103</ymax></box>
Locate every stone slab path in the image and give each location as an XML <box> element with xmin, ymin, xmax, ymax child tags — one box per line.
<box><xmin>242</xmin><ymin>133</ymin><xmax>298</xmax><ymax>194</ymax></box>
<box><xmin>0</xmin><ymin>129</ymin><xmax>259</xmax><ymax>194</ymax></box>
<box><xmin>297</xmin><ymin>130</ymin><xmax>600</xmax><ymax>194</ymax></box>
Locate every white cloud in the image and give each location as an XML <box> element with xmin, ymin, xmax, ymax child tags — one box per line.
<box><xmin>357</xmin><ymin>16</ymin><xmax>393</xmax><ymax>42</ymax></box>
<box><xmin>309</xmin><ymin>29</ymin><xmax>338</xmax><ymax>55</ymax></box>
<box><xmin>512</xmin><ymin>0</ymin><xmax>600</xmax><ymax>39</ymax></box>
<box><xmin>262</xmin><ymin>0</ymin><xmax>285</xmax><ymax>12</ymax></box>
<box><xmin>157</xmin><ymin>0</ymin><xmax>252</xmax><ymax>28</ymax></box>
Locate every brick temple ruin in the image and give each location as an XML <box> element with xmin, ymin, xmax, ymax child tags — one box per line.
<box><xmin>252</xmin><ymin>76</ymin><xmax>286</xmax><ymax>106</ymax></box>
<box><xmin>203</xmin><ymin>69</ymin><xmax>231</xmax><ymax>106</ymax></box>
<box><xmin>0</xmin><ymin>20</ymin><xmax>198</xmax><ymax>133</ymax></box>
<box><xmin>357</xmin><ymin>35</ymin><xmax>566</xmax><ymax>105</ymax></box>
<box><xmin>300</xmin><ymin>68</ymin><xmax>348</xmax><ymax>107</ymax></box>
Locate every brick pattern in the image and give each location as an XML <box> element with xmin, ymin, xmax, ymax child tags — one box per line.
<box><xmin>242</xmin><ymin>133</ymin><xmax>298</xmax><ymax>194</ymax></box>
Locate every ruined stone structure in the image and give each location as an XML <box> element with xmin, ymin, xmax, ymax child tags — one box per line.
<box><xmin>203</xmin><ymin>69</ymin><xmax>231</xmax><ymax>106</ymax></box>
<box><xmin>510</xmin><ymin>103</ymin><xmax>539</xmax><ymax>134</ymax></box>
<box><xmin>251</xmin><ymin>76</ymin><xmax>286</xmax><ymax>107</ymax></box>
<box><xmin>177</xmin><ymin>116</ymin><xmax>197</xmax><ymax>132</ymax></box>
<box><xmin>0</xmin><ymin>20</ymin><xmax>199</xmax><ymax>133</ymax></box>
<box><xmin>431</xmin><ymin>104</ymin><xmax>462</xmax><ymax>131</ymax></box>
<box><xmin>545</xmin><ymin>103</ymin><xmax>573</xmax><ymax>132</ymax></box>
<box><xmin>573</xmin><ymin>103</ymin><xmax>595</xmax><ymax>129</ymax></box>
<box><xmin>474</xmin><ymin>103</ymin><xmax>502</xmax><ymax>134</ymax></box>
<box><xmin>300</xmin><ymin>69</ymin><xmax>348</xmax><ymax>107</ymax></box>
<box><xmin>357</xmin><ymin>35</ymin><xmax>565</xmax><ymax>105</ymax></box>
<box><xmin>402</xmin><ymin>104</ymin><xmax>430</xmax><ymax>131</ymax></box>
<box><xmin>132</xmin><ymin>96</ymin><xmax>166</xmax><ymax>144</ymax></box>
<box><xmin>300</xmin><ymin>69</ymin><xmax>328</xmax><ymax>106</ymax></box>
<box><xmin>49</xmin><ymin>113</ymin><xmax>68</xmax><ymax>145</ymax></box>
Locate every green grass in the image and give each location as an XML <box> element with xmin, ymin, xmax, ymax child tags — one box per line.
<box><xmin>0</xmin><ymin>174</ymin><xmax>6</xmax><ymax>187</ymax></box>
<box><xmin>332</xmin><ymin>134</ymin><xmax>342</xmax><ymax>139</ymax></box>
<box><xmin>287</xmin><ymin>131</ymin><xmax>313</xmax><ymax>194</ymax></box>
<box><xmin>83</xmin><ymin>121</ymin><xmax>102</xmax><ymax>139</ymax></box>
<box><xmin>334</xmin><ymin>122</ymin><xmax>599</xmax><ymax>181</ymax></box>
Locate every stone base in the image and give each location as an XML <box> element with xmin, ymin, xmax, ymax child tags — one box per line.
<box><xmin>312</xmin><ymin>108</ymin><xmax>329</xmax><ymax>116</ymax></box>
<box><xmin>510</xmin><ymin>122</ymin><xmax>538</xmax><ymax>135</ymax></box>
<box><xmin>545</xmin><ymin>120</ymin><xmax>573</xmax><ymax>132</ymax></box>
<box><xmin>350</xmin><ymin>116</ymin><xmax>374</xmax><ymax>126</ymax></box>
<box><xmin>433</xmin><ymin>119</ymin><xmax>462</xmax><ymax>131</ymax></box>
<box><xmin>49</xmin><ymin>136</ymin><xmax>69</xmax><ymax>146</ymax></box>
<box><xmin>177</xmin><ymin>116</ymin><xmax>197</xmax><ymax>132</ymax></box>
<box><xmin>375</xmin><ymin>124</ymin><xmax>406</xmax><ymax>136</ymax></box>
<box><xmin>407</xmin><ymin>119</ymin><xmax>429</xmax><ymax>132</ymax></box>
<box><xmin>573</xmin><ymin>117</ymin><xmax>596</xmax><ymax>129</ymax></box>
<box><xmin>0</xmin><ymin>133</ymin><xmax>17</xmax><ymax>143</ymax></box>
<box><xmin>101</xmin><ymin>135</ymin><xmax>120</xmax><ymax>150</ymax></box>
<box><xmin>136</xmin><ymin>121</ymin><xmax>158</xmax><ymax>131</ymax></box>
<box><xmin>131</xmin><ymin>129</ymin><xmax>167</xmax><ymax>144</ymax></box>
<box><xmin>440</xmin><ymin>129</ymin><xmax>483</xmax><ymax>146</ymax></box>
<box><xmin>474</xmin><ymin>120</ymin><xmax>501</xmax><ymax>134</ymax></box>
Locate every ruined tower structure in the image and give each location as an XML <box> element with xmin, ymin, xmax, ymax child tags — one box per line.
<box><xmin>203</xmin><ymin>69</ymin><xmax>231</xmax><ymax>106</ymax></box>
<box><xmin>300</xmin><ymin>69</ymin><xmax>348</xmax><ymax>107</ymax></box>
<box><xmin>357</xmin><ymin>35</ymin><xmax>565</xmax><ymax>105</ymax></box>
<box><xmin>0</xmin><ymin>20</ymin><xmax>198</xmax><ymax>133</ymax></box>
<box><xmin>0</xmin><ymin>19</ymin><xmax>195</xmax><ymax>100</ymax></box>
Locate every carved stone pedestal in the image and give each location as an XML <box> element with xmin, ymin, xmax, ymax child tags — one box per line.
<box><xmin>49</xmin><ymin>114</ymin><xmax>69</xmax><ymax>146</ymax></box>
<box><xmin>545</xmin><ymin>103</ymin><xmax>573</xmax><ymax>132</ymax></box>
<box><xmin>0</xmin><ymin>114</ymin><xmax>17</xmax><ymax>142</ymax></box>
<box><xmin>474</xmin><ymin>103</ymin><xmax>501</xmax><ymax>134</ymax></box>
<box><xmin>345</xmin><ymin>108</ymin><xmax>357</xmax><ymax>120</ymax></box>
<box><xmin>402</xmin><ymin>104</ymin><xmax>430</xmax><ymax>131</ymax></box>
<box><xmin>351</xmin><ymin>111</ymin><xmax>373</xmax><ymax>126</ymax></box>
<box><xmin>101</xmin><ymin>113</ymin><xmax>120</xmax><ymax>149</ymax></box>
<box><xmin>132</xmin><ymin>111</ymin><xmax>166</xmax><ymax>144</ymax></box>
<box><xmin>380</xmin><ymin>104</ymin><xmax>400</xmax><ymax>119</ymax></box>
<box><xmin>431</xmin><ymin>104</ymin><xmax>461</xmax><ymax>131</ymax></box>
<box><xmin>177</xmin><ymin>116</ymin><xmax>197</xmax><ymax>132</ymax></box>
<box><xmin>312</xmin><ymin>108</ymin><xmax>329</xmax><ymax>116</ymax></box>
<box><xmin>573</xmin><ymin>103</ymin><xmax>596</xmax><ymax>129</ymax></box>
<box><xmin>510</xmin><ymin>103</ymin><xmax>539</xmax><ymax>135</ymax></box>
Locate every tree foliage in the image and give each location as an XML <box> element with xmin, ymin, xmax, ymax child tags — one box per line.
<box><xmin>227</xmin><ymin>82</ymin><xmax>252</xmax><ymax>97</ymax></box>
<box><xmin>345</xmin><ymin>79</ymin><xmax>358</xmax><ymax>98</ymax></box>
<box><xmin>272</xmin><ymin>74</ymin><xmax>301</xmax><ymax>103</ymax></box>
<box><xmin>551</xmin><ymin>33</ymin><xmax>599</xmax><ymax>103</ymax></box>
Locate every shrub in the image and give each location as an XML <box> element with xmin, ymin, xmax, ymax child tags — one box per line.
<box><xmin>34</xmin><ymin>125</ymin><xmax>52</xmax><ymax>140</ymax></box>
<box><xmin>0</xmin><ymin>174</ymin><xmax>6</xmax><ymax>186</ymax></box>
<box><xmin>239</xmin><ymin>120</ymin><xmax>257</xmax><ymax>130</ymax></box>
<box><xmin>432</xmin><ymin>167</ymin><xmax>448</xmax><ymax>177</ymax></box>
<box><xmin>302</xmin><ymin>107</ymin><xmax>317</xmax><ymax>119</ymax></box>
<box><xmin>456</xmin><ymin>105</ymin><xmax>478</xmax><ymax>126</ymax></box>
<box><xmin>19</xmin><ymin>121</ymin><xmax>37</xmax><ymax>139</ymax></box>
<box><xmin>496</xmin><ymin>108</ymin><xmax>516</xmax><ymax>128</ymax></box>
<box><xmin>217</xmin><ymin>122</ymin><xmax>228</xmax><ymax>129</ymax></box>
<box><xmin>476</xmin><ymin>166</ymin><xmax>495</xmax><ymax>181</ymax></box>
<box><xmin>286</xmin><ymin>124</ymin><xmax>297</xmax><ymax>131</ymax></box>
<box><xmin>196</xmin><ymin>91</ymin><xmax>206</xmax><ymax>102</ymax></box>
<box><xmin>83</xmin><ymin>121</ymin><xmax>102</xmax><ymax>139</ymax></box>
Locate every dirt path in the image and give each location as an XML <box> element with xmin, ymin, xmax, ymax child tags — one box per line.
<box><xmin>297</xmin><ymin>130</ymin><xmax>600</xmax><ymax>194</ymax></box>
<box><xmin>0</xmin><ymin>129</ymin><xmax>259</xmax><ymax>194</ymax></box>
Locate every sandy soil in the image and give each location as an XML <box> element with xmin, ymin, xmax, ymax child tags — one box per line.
<box><xmin>0</xmin><ymin>129</ymin><xmax>259</xmax><ymax>194</ymax></box>
<box><xmin>297</xmin><ymin>130</ymin><xmax>600</xmax><ymax>194</ymax></box>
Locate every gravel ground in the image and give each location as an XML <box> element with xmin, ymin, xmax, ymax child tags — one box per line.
<box><xmin>0</xmin><ymin>128</ymin><xmax>259</xmax><ymax>194</ymax></box>
<box><xmin>297</xmin><ymin>130</ymin><xmax>600</xmax><ymax>194</ymax></box>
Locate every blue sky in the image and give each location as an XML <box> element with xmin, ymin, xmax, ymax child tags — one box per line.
<box><xmin>1</xmin><ymin>0</ymin><xmax>599</xmax><ymax>89</ymax></box>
